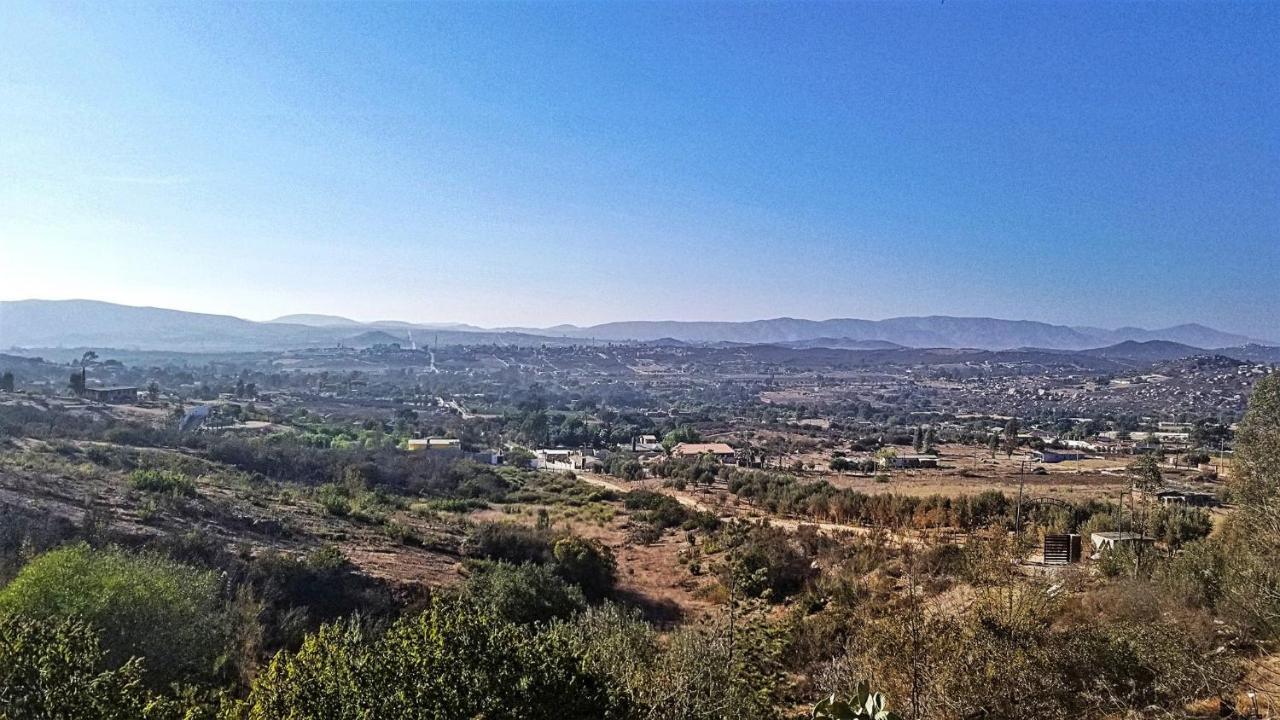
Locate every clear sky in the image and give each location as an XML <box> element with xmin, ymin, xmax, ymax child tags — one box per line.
<box><xmin>1</xmin><ymin>1</ymin><xmax>1277</xmax><ymax>336</ymax></box>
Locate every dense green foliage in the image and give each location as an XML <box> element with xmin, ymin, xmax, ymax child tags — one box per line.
<box><xmin>552</xmin><ymin>535</ymin><xmax>617</xmax><ymax>600</ymax></box>
<box><xmin>0</xmin><ymin>614</ymin><xmax>180</xmax><ymax>720</ymax></box>
<box><xmin>236</xmin><ymin>597</ymin><xmax>624</xmax><ymax>720</ymax></box>
<box><xmin>0</xmin><ymin>544</ymin><xmax>226</xmax><ymax>688</ymax></box>
<box><xmin>1219</xmin><ymin>373</ymin><xmax>1280</xmax><ymax>640</ymax></box>
<box><xmin>461</xmin><ymin>561</ymin><xmax>587</xmax><ymax>624</ymax></box>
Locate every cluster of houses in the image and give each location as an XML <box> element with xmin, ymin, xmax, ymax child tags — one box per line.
<box><xmin>530</xmin><ymin>440</ymin><xmax>741</xmax><ymax>473</ymax></box>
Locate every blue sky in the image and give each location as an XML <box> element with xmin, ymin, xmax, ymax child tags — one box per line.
<box><xmin>1</xmin><ymin>1</ymin><xmax>1276</xmax><ymax>337</ymax></box>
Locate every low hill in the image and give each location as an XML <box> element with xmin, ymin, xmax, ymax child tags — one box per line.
<box><xmin>269</xmin><ymin>314</ymin><xmax>362</xmax><ymax>327</ymax></box>
<box><xmin>1078</xmin><ymin>340</ymin><xmax>1208</xmax><ymax>363</ymax></box>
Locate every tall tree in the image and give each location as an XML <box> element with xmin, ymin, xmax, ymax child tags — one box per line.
<box><xmin>1223</xmin><ymin>373</ymin><xmax>1280</xmax><ymax>639</ymax></box>
<box><xmin>1003</xmin><ymin>419</ymin><xmax>1020</xmax><ymax>458</ymax></box>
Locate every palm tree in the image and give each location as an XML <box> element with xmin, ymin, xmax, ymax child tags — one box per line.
<box><xmin>78</xmin><ymin>351</ymin><xmax>98</xmax><ymax>392</ymax></box>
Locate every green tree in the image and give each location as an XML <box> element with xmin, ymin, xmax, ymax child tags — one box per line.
<box><xmin>506</xmin><ymin>446</ymin><xmax>536</xmax><ymax>468</ymax></box>
<box><xmin>0</xmin><ymin>371</ymin><xmax>13</xmax><ymax>392</ymax></box>
<box><xmin>1003</xmin><ymin>419</ymin><xmax>1020</xmax><ymax>458</ymax></box>
<box><xmin>1221</xmin><ymin>373</ymin><xmax>1280</xmax><ymax>639</ymax></box>
<box><xmin>1127</xmin><ymin>453</ymin><xmax>1162</xmax><ymax>490</ymax></box>
<box><xmin>0</xmin><ymin>544</ymin><xmax>226</xmax><ymax>688</ymax></box>
<box><xmin>662</xmin><ymin>425</ymin><xmax>702</xmax><ymax>451</ymax></box>
<box><xmin>519</xmin><ymin>409</ymin><xmax>550</xmax><ymax>447</ymax></box>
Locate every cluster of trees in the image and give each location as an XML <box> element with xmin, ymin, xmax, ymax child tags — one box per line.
<box><xmin>829</xmin><ymin>455</ymin><xmax>878</xmax><ymax>473</ymax></box>
<box><xmin>604</xmin><ymin>452</ymin><xmax>646</xmax><ymax>481</ymax></box>
<box><xmin>511</xmin><ymin>407</ymin><xmax>661</xmax><ymax>450</ymax></box>
<box><xmin>622</xmin><ymin>490</ymin><xmax>720</xmax><ymax>535</ymax></box>
<box><xmin>202</xmin><ymin>433</ymin><xmax>512</xmax><ymax>499</ymax></box>
<box><xmin>726</xmin><ymin>471</ymin><xmax>1015</xmax><ymax>530</ymax></box>
<box><xmin>651</xmin><ymin>452</ymin><xmax>723</xmax><ymax>487</ymax></box>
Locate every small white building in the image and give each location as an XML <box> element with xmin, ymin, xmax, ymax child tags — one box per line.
<box><xmin>1090</xmin><ymin>532</ymin><xmax>1154</xmax><ymax>555</ymax></box>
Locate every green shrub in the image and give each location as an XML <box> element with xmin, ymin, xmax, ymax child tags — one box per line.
<box><xmin>0</xmin><ymin>543</ymin><xmax>226</xmax><ymax>687</ymax></box>
<box><xmin>412</xmin><ymin>497</ymin><xmax>488</xmax><ymax>514</ymax></box>
<box><xmin>552</xmin><ymin>535</ymin><xmax>617</xmax><ymax>600</ymax></box>
<box><xmin>128</xmin><ymin>468</ymin><xmax>195</xmax><ymax>497</ymax></box>
<box><xmin>237</xmin><ymin>596</ymin><xmax>623</xmax><ymax>719</ymax></box>
<box><xmin>463</xmin><ymin>561</ymin><xmax>586</xmax><ymax>624</ymax></box>
<box><xmin>316</xmin><ymin>483</ymin><xmax>352</xmax><ymax>517</ymax></box>
<box><xmin>623</xmin><ymin>490</ymin><xmax>719</xmax><ymax>532</ymax></box>
<box><xmin>719</xmin><ymin>523</ymin><xmax>815</xmax><ymax>601</ymax></box>
<box><xmin>238</xmin><ymin>547</ymin><xmax>396</xmax><ymax>656</ymax></box>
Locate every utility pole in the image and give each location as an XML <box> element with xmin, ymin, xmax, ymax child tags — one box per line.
<box><xmin>1014</xmin><ymin>459</ymin><xmax>1026</xmax><ymax>535</ymax></box>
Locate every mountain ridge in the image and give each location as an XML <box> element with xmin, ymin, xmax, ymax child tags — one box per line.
<box><xmin>0</xmin><ymin>299</ymin><xmax>1273</xmax><ymax>352</ymax></box>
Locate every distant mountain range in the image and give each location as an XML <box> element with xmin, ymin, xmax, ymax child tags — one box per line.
<box><xmin>501</xmin><ymin>316</ymin><xmax>1269</xmax><ymax>350</ymax></box>
<box><xmin>0</xmin><ymin>299</ymin><xmax>1275</xmax><ymax>356</ymax></box>
<box><xmin>0</xmin><ymin>300</ymin><xmax>563</xmax><ymax>352</ymax></box>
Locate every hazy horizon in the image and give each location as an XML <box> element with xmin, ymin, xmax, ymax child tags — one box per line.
<box><xmin>2</xmin><ymin>2</ymin><xmax>1277</xmax><ymax>338</ymax></box>
<box><xmin>2</xmin><ymin>296</ymin><xmax>1276</xmax><ymax>345</ymax></box>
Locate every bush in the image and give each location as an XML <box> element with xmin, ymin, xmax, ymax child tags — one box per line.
<box><xmin>551</xmin><ymin>604</ymin><xmax>783</xmax><ymax>720</ymax></box>
<box><xmin>238</xmin><ymin>596</ymin><xmax>623</xmax><ymax>719</ymax></box>
<box><xmin>719</xmin><ymin>523</ymin><xmax>815</xmax><ymax>601</ymax></box>
<box><xmin>463</xmin><ymin>561</ymin><xmax>586</xmax><ymax>624</ymax></box>
<box><xmin>0</xmin><ymin>544</ymin><xmax>226</xmax><ymax>687</ymax></box>
<box><xmin>624</xmin><ymin>490</ymin><xmax>718</xmax><ymax>532</ymax></box>
<box><xmin>464</xmin><ymin>521</ymin><xmax>554</xmax><ymax>564</ymax></box>
<box><xmin>316</xmin><ymin>483</ymin><xmax>352</xmax><ymax>516</ymax></box>
<box><xmin>1145</xmin><ymin>504</ymin><xmax>1213</xmax><ymax>548</ymax></box>
<box><xmin>553</xmin><ymin>535</ymin><xmax>617</xmax><ymax>600</ymax></box>
<box><xmin>127</xmin><ymin>468</ymin><xmax>195</xmax><ymax>497</ymax></box>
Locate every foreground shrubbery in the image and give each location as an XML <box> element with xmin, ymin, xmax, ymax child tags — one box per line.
<box><xmin>0</xmin><ymin>543</ymin><xmax>227</xmax><ymax>688</ymax></box>
<box><xmin>0</xmin><ymin>614</ymin><xmax>182</xmax><ymax>719</ymax></box>
<box><xmin>234</xmin><ymin>597</ymin><xmax>624</xmax><ymax>720</ymax></box>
